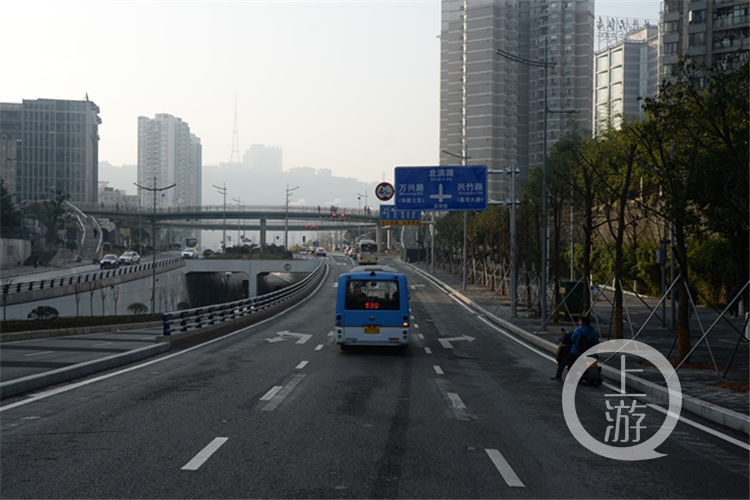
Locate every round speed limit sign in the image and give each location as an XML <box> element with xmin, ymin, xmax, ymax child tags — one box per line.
<box><xmin>375</xmin><ymin>182</ymin><xmax>395</xmax><ymax>201</ymax></box>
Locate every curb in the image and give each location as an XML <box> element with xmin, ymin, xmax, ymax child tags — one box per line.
<box><xmin>407</xmin><ymin>263</ymin><xmax>750</xmax><ymax>435</ymax></box>
<box><xmin>0</xmin><ymin>343</ymin><xmax>171</xmax><ymax>400</ymax></box>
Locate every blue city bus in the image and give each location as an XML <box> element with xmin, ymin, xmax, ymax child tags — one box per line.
<box><xmin>335</xmin><ymin>266</ymin><xmax>410</xmax><ymax>349</ymax></box>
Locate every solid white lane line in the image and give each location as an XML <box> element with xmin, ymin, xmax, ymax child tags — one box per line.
<box><xmin>485</xmin><ymin>449</ymin><xmax>525</xmax><ymax>487</ymax></box>
<box><xmin>296</xmin><ymin>361</ymin><xmax>309</xmax><ymax>370</ymax></box>
<box><xmin>182</xmin><ymin>437</ymin><xmax>228</xmax><ymax>471</ymax></box>
<box><xmin>261</xmin><ymin>373</ymin><xmax>306</xmax><ymax>411</ymax></box>
<box><xmin>24</xmin><ymin>351</ymin><xmax>54</xmax><ymax>357</ymax></box>
<box><xmin>645</xmin><ymin>402</ymin><xmax>750</xmax><ymax>451</ymax></box>
<box><xmin>93</xmin><ymin>342</ymin><xmax>114</xmax><ymax>347</ymax></box>
<box><xmin>433</xmin><ymin>365</ymin><xmax>444</xmax><ymax>375</ymax></box>
<box><xmin>424</xmin><ymin>347</ymin><xmax>432</xmax><ymax>355</ymax></box>
<box><xmin>260</xmin><ymin>386</ymin><xmax>283</xmax><ymax>401</ymax></box>
<box><xmin>446</xmin><ymin>392</ymin><xmax>466</xmax><ymax>409</ymax></box>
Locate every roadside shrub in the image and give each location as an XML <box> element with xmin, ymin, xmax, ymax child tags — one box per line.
<box><xmin>127</xmin><ymin>302</ymin><xmax>148</xmax><ymax>314</ymax></box>
<box><xmin>27</xmin><ymin>306</ymin><xmax>60</xmax><ymax>320</ymax></box>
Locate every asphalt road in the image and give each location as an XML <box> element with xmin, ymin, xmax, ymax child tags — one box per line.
<box><xmin>1</xmin><ymin>254</ymin><xmax>748</xmax><ymax>499</ymax></box>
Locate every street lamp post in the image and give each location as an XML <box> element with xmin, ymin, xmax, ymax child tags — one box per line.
<box><xmin>489</xmin><ymin>166</ymin><xmax>519</xmax><ymax>317</ymax></box>
<box><xmin>134</xmin><ymin>176</ymin><xmax>175</xmax><ymax>314</ymax></box>
<box><xmin>442</xmin><ymin>150</ymin><xmax>471</xmax><ymax>291</ymax></box>
<box><xmin>213</xmin><ymin>183</ymin><xmax>227</xmax><ymax>251</ymax></box>
<box><xmin>284</xmin><ymin>184</ymin><xmax>299</xmax><ymax>249</ymax></box>
<box><xmin>496</xmin><ymin>38</ymin><xmax>554</xmax><ymax>328</ymax></box>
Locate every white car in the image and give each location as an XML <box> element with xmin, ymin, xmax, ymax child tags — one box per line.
<box><xmin>181</xmin><ymin>248</ymin><xmax>199</xmax><ymax>259</ymax></box>
<box><xmin>118</xmin><ymin>250</ymin><xmax>140</xmax><ymax>265</ymax></box>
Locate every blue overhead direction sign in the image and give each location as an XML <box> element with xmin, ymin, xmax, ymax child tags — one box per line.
<box><xmin>379</xmin><ymin>205</ymin><xmax>422</xmax><ymax>226</ymax></box>
<box><xmin>394</xmin><ymin>165</ymin><xmax>488</xmax><ymax>211</ymax></box>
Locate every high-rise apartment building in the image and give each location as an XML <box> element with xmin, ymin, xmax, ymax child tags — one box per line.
<box><xmin>661</xmin><ymin>0</ymin><xmax>749</xmax><ymax>78</ymax></box>
<box><xmin>0</xmin><ymin>98</ymin><xmax>101</xmax><ymax>205</ymax></box>
<box><xmin>440</xmin><ymin>0</ymin><xmax>594</xmax><ymax>201</ymax></box>
<box><xmin>137</xmin><ymin>113</ymin><xmax>202</xmax><ymax>209</ymax></box>
<box><xmin>594</xmin><ymin>24</ymin><xmax>659</xmax><ymax>135</ymax></box>
<box><xmin>244</xmin><ymin>144</ymin><xmax>282</xmax><ymax>174</ymax></box>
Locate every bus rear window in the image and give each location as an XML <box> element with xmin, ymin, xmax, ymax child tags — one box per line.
<box><xmin>344</xmin><ymin>279</ymin><xmax>400</xmax><ymax>310</ymax></box>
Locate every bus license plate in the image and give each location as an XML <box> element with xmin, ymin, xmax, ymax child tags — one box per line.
<box><xmin>364</xmin><ymin>325</ymin><xmax>380</xmax><ymax>334</ymax></box>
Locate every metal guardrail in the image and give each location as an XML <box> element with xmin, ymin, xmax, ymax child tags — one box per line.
<box><xmin>1</xmin><ymin>257</ymin><xmax>184</xmax><ymax>296</ymax></box>
<box><xmin>161</xmin><ymin>261</ymin><xmax>325</xmax><ymax>336</ymax></box>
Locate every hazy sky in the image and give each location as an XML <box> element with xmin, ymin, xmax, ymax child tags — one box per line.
<box><xmin>3</xmin><ymin>1</ymin><xmax>659</xmax><ymax>184</ymax></box>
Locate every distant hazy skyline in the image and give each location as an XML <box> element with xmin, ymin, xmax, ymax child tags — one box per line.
<box><xmin>3</xmin><ymin>1</ymin><xmax>659</xmax><ymax>185</ymax></box>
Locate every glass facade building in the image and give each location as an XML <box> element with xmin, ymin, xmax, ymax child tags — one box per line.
<box><xmin>0</xmin><ymin>98</ymin><xmax>101</xmax><ymax>204</ymax></box>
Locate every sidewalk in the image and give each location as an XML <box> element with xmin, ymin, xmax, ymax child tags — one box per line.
<box><xmin>408</xmin><ymin>261</ymin><xmax>749</xmax><ymax>433</ymax></box>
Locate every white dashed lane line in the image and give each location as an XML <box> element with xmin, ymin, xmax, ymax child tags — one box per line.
<box><xmin>182</xmin><ymin>437</ymin><xmax>229</xmax><ymax>471</ymax></box>
<box><xmin>485</xmin><ymin>448</ymin><xmax>525</xmax><ymax>487</ymax></box>
<box><xmin>260</xmin><ymin>373</ymin><xmax>306</xmax><ymax>411</ymax></box>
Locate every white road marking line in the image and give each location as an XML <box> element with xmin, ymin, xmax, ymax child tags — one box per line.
<box><xmin>93</xmin><ymin>342</ymin><xmax>113</xmax><ymax>347</ymax></box>
<box><xmin>424</xmin><ymin>347</ymin><xmax>432</xmax><ymax>355</ymax></box>
<box><xmin>414</xmin><ymin>323</ymin><xmax>419</xmax><ymax>329</ymax></box>
<box><xmin>485</xmin><ymin>449</ymin><xmax>525</xmax><ymax>487</ymax></box>
<box><xmin>181</xmin><ymin>437</ymin><xmax>228</xmax><ymax>471</ymax></box>
<box><xmin>446</xmin><ymin>392</ymin><xmax>465</xmax><ymax>409</ymax></box>
<box><xmin>645</xmin><ymin>402</ymin><xmax>750</xmax><ymax>450</ymax></box>
<box><xmin>261</xmin><ymin>373</ymin><xmax>306</xmax><ymax>411</ymax></box>
<box><xmin>296</xmin><ymin>361</ymin><xmax>309</xmax><ymax>370</ymax></box>
<box><xmin>418</xmin><ymin>334</ymin><xmax>424</xmax><ymax>340</ymax></box>
<box><xmin>260</xmin><ymin>386</ymin><xmax>283</xmax><ymax>401</ymax></box>
<box><xmin>0</xmin><ymin>265</ymin><xmax>332</xmax><ymax>413</ymax></box>
<box><xmin>24</xmin><ymin>351</ymin><xmax>54</xmax><ymax>357</ymax></box>
<box><xmin>433</xmin><ymin>365</ymin><xmax>444</xmax><ymax>375</ymax></box>
<box><xmin>315</xmin><ymin>344</ymin><xmax>324</xmax><ymax>351</ymax></box>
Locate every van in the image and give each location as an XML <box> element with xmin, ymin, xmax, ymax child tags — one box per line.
<box><xmin>335</xmin><ymin>267</ymin><xmax>410</xmax><ymax>349</ymax></box>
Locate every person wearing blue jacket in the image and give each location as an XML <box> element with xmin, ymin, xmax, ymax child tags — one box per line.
<box><xmin>552</xmin><ymin>315</ymin><xmax>599</xmax><ymax>381</ymax></box>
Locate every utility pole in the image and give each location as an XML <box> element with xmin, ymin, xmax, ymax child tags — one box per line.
<box><xmin>134</xmin><ymin>176</ymin><xmax>175</xmax><ymax>314</ymax></box>
<box><xmin>285</xmin><ymin>184</ymin><xmax>299</xmax><ymax>249</ymax></box>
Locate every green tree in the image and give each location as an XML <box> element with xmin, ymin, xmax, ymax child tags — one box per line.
<box><xmin>127</xmin><ymin>302</ymin><xmax>149</xmax><ymax>314</ymax></box>
<box><xmin>25</xmin><ymin>189</ymin><xmax>69</xmax><ymax>249</ymax></box>
<box><xmin>633</xmin><ymin>60</ymin><xmax>749</xmax><ymax>363</ymax></box>
<box><xmin>27</xmin><ymin>306</ymin><xmax>59</xmax><ymax>320</ymax></box>
<box><xmin>595</xmin><ymin>123</ymin><xmax>643</xmax><ymax>339</ymax></box>
<box><xmin>0</xmin><ymin>180</ymin><xmax>24</xmax><ymax>236</ymax></box>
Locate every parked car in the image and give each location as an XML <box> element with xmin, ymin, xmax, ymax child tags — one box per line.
<box><xmin>182</xmin><ymin>248</ymin><xmax>199</xmax><ymax>259</ymax></box>
<box><xmin>100</xmin><ymin>254</ymin><xmax>120</xmax><ymax>269</ymax></box>
<box><xmin>118</xmin><ymin>250</ymin><xmax>141</xmax><ymax>265</ymax></box>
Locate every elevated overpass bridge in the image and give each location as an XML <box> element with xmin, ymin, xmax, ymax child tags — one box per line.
<box><xmin>78</xmin><ymin>204</ymin><xmax>384</xmax><ymax>248</ymax></box>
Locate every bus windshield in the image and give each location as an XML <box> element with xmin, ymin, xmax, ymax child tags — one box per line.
<box><xmin>344</xmin><ymin>279</ymin><xmax>400</xmax><ymax>310</ymax></box>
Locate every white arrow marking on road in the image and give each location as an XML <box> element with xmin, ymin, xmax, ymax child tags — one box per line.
<box><xmin>266</xmin><ymin>330</ymin><xmax>312</xmax><ymax>344</ymax></box>
<box><xmin>438</xmin><ymin>335</ymin><xmax>476</xmax><ymax>349</ymax></box>
<box><xmin>265</xmin><ymin>336</ymin><xmax>286</xmax><ymax>343</ymax></box>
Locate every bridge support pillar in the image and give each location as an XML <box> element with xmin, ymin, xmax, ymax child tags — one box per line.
<box><xmin>259</xmin><ymin>218</ymin><xmax>267</xmax><ymax>248</ymax></box>
<box><xmin>376</xmin><ymin>224</ymin><xmax>383</xmax><ymax>253</ymax></box>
